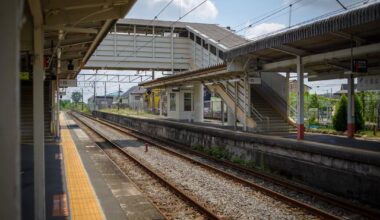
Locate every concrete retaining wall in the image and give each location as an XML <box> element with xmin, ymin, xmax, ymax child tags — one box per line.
<box><xmin>93</xmin><ymin>111</ymin><xmax>380</xmax><ymax>208</ymax></box>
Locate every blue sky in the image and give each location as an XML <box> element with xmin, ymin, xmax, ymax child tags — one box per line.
<box><xmin>68</xmin><ymin>0</ymin><xmax>377</xmax><ymax>101</ymax></box>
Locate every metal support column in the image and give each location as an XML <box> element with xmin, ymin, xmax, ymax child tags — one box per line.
<box><xmin>56</xmin><ymin>79</ymin><xmax>60</xmax><ymax>138</ymax></box>
<box><xmin>171</xmin><ymin>27</ymin><xmax>174</xmax><ymax>74</ymax></box>
<box><xmin>152</xmin><ymin>25</ymin><xmax>155</xmax><ymax>58</ymax></box>
<box><xmin>159</xmin><ymin>92</ymin><xmax>163</xmax><ymax>117</ymax></box>
<box><xmin>234</xmin><ymin>82</ymin><xmax>238</xmax><ymax>130</ymax></box>
<box><xmin>243</xmin><ymin>74</ymin><xmax>248</xmax><ymax>131</ymax></box>
<box><xmin>347</xmin><ymin>75</ymin><xmax>355</xmax><ymax>138</ymax></box>
<box><xmin>33</xmin><ymin>23</ymin><xmax>46</xmax><ymax>220</ymax></box>
<box><xmin>296</xmin><ymin>56</ymin><xmax>304</xmax><ymax>140</ymax></box>
<box><xmin>0</xmin><ymin>1</ymin><xmax>21</xmax><ymax>219</ymax></box>
<box><xmin>81</xmin><ymin>88</ymin><xmax>84</xmax><ymax>111</ymax></box>
<box><xmin>221</xmin><ymin>101</ymin><xmax>225</xmax><ymax>125</ymax></box>
<box><xmin>193</xmin><ymin>83</ymin><xmax>204</xmax><ymax>122</ymax></box>
<box><xmin>104</xmin><ymin>82</ymin><xmax>107</xmax><ymax>108</ymax></box>
<box><xmin>133</xmin><ymin>25</ymin><xmax>136</xmax><ymax>57</ymax></box>
<box><xmin>151</xmin><ymin>70</ymin><xmax>155</xmax><ymax>113</ymax></box>
<box><xmin>118</xmin><ymin>84</ymin><xmax>121</xmax><ymax>111</ymax></box>
<box><xmin>56</xmin><ymin>30</ymin><xmax>63</xmax><ymax>140</ymax></box>
<box><xmin>286</xmin><ymin>72</ymin><xmax>290</xmax><ymax>118</ymax></box>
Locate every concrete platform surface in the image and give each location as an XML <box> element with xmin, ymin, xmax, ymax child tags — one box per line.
<box><xmin>63</xmin><ymin>112</ymin><xmax>165</xmax><ymax>220</ymax></box>
<box><xmin>22</xmin><ymin>142</ymin><xmax>69</xmax><ymax>220</ymax></box>
<box><xmin>21</xmin><ymin>112</ymin><xmax>165</xmax><ymax>220</ymax></box>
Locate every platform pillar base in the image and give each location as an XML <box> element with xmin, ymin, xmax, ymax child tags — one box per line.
<box><xmin>347</xmin><ymin>123</ymin><xmax>355</xmax><ymax>138</ymax></box>
<box><xmin>297</xmin><ymin>124</ymin><xmax>304</xmax><ymax>140</ymax></box>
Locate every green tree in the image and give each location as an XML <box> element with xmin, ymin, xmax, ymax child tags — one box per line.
<box><xmin>71</xmin><ymin>91</ymin><xmax>82</xmax><ymax>105</ymax></box>
<box><xmin>308</xmin><ymin>94</ymin><xmax>319</xmax><ymax>108</ymax></box>
<box><xmin>354</xmin><ymin>95</ymin><xmax>364</xmax><ymax>131</ymax></box>
<box><xmin>332</xmin><ymin>95</ymin><xmax>364</xmax><ymax>132</ymax></box>
<box><xmin>333</xmin><ymin>95</ymin><xmax>347</xmax><ymax>131</ymax></box>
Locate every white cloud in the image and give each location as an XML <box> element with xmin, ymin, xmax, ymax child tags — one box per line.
<box><xmin>244</xmin><ymin>22</ymin><xmax>286</xmax><ymax>39</ymax></box>
<box><xmin>152</xmin><ymin>0</ymin><xmax>218</xmax><ymax>20</ymax></box>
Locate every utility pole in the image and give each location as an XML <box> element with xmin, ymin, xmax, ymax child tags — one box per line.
<box><xmin>118</xmin><ymin>84</ymin><xmax>121</xmax><ymax>111</ymax></box>
<box><xmin>151</xmin><ymin>70</ymin><xmax>155</xmax><ymax>113</ymax></box>
<box><xmin>289</xmin><ymin>4</ymin><xmax>292</xmax><ymax>28</ymax></box>
<box><xmin>104</xmin><ymin>82</ymin><xmax>107</xmax><ymax>109</ymax></box>
<box><xmin>81</xmin><ymin>88</ymin><xmax>84</xmax><ymax>111</ymax></box>
<box><xmin>94</xmin><ymin>70</ymin><xmax>97</xmax><ymax>110</ymax></box>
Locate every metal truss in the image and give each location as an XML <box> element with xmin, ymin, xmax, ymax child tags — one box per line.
<box><xmin>76</xmin><ymin>73</ymin><xmax>152</xmax><ymax>85</ymax></box>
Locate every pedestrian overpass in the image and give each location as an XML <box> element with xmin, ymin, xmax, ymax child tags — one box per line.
<box><xmin>85</xmin><ymin>18</ymin><xmax>294</xmax><ymax>133</ymax></box>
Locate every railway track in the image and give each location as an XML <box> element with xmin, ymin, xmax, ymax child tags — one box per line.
<box><xmin>70</xmin><ymin>112</ymin><xmax>220</xmax><ymax>220</ymax></box>
<box><xmin>72</xmin><ymin>111</ymin><xmax>379</xmax><ymax>219</ymax></box>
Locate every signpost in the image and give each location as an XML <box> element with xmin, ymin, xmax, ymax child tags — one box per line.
<box><xmin>248</xmin><ymin>77</ymin><xmax>261</xmax><ymax>84</ymax></box>
<box><xmin>59</xmin><ymin>79</ymin><xmax>77</xmax><ymax>88</ymax></box>
<box><xmin>352</xmin><ymin>59</ymin><xmax>368</xmax><ymax>73</ymax></box>
<box><xmin>357</xmin><ymin>75</ymin><xmax>380</xmax><ymax>91</ymax></box>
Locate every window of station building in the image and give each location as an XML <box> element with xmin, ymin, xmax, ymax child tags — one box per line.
<box><xmin>196</xmin><ymin>36</ymin><xmax>202</xmax><ymax>45</ymax></box>
<box><xmin>210</xmin><ymin>45</ymin><xmax>217</xmax><ymax>55</ymax></box>
<box><xmin>202</xmin><ymin>40</ymin><xmax>208</xmax><ymax>50</ymax></box>
<box><xmin>170</xmin><ymin>93</ymin><xmax>176</xmax><ymax>111</ymax></box>
<box><xmin>219</xmin><ymin>50</ymin><xmax>224</xmax><ymax>60</ymax></box>
<box><xmin>190</xmin><ymin>32</ymin><xmax>194</xmax><ymax>41</ymax></box>
<box><xmin>179</xmin><ymin>30</ymin><xmax>189</xmax><ymax>38</ymax></box>
<box><xmin>184</xmin><ymin>93</ymin><xmax>192</xmax><ymax>111</ymax></box>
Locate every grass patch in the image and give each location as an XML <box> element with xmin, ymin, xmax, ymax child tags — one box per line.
<box><xmin>101</xmin><ymin>108</ymin><xmax>157</xmax><ymax>118</ymax></box>
<box><xmin>190</xmin><ymin>145</ymin><xmax>257</xmax><ymax>167</ymax></box>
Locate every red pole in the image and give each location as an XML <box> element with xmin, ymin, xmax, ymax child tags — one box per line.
<box><xmin>145</xmin><ymin>143</ymin><xmax>148</xmax><ymax>152</ymax></box>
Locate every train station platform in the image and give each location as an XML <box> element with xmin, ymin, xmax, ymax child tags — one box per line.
<box><xmin>161</xmin><ymin>116</ymin><xmax>380</xmax><ymax>152</ymax></box>
<box><xmin>21</xmin><ymin>112</ymin><xmax>164</xmax><ymax>219</ymax></box>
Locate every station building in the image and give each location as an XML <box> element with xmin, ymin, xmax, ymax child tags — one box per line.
<box><xmin>1</xmin><ymin>1</ymin><xmax>380</xmax><ymax>219</ymax></box>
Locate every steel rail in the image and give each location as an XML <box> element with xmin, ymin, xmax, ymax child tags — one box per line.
<box><xmin>80</xmin><ymin>111</ymin><xmax>380</xmax><ymax>220</ymax></box>
<box><xmin>75</xmin><ymin>111</ymin><xmax>362</xmax><ymax>219</ymax></box>
<box><xmin>70</xmin><ymin>112</ymin><xmax>222</xmax><ymax>220</ymax></box>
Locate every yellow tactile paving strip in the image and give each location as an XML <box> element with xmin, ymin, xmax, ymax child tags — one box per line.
<box><xmin>60</xmin><ymin>113</ymin><xmax>104</xmax><ymax>220</ymax></box>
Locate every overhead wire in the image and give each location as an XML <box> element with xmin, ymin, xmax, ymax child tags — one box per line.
<box><xmin>115</xmin><ymin>0</ymin><xmax>209</xmax><ymax>66</ymax></box>
<box><xmin>230</xmin><ymin>0</ymin><xmax>370</xmax><ymax>49</ymax></box>
<box><xmin>216</xmin><ymin>0</ymin><xmax>306</xmax><ymax>43</ymax></box>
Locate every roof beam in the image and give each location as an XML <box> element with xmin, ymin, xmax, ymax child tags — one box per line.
<box><xmin>45</xmin><ymin>25</ymin><xmax>99</xmax><ymax>34</ymax></box>
<box><xmin>332</xmin><ymin>31</ymin><xmax>366</xmax><ymax>45</ymax></box>
<box><xmin>271</xmin><ymin>45</ymin><xmax>309</xmax><ymax>56</ymax></box>
<box><xmin>28</xmin><ymin>0</ymin><xmax>43</xmax><ymax>26</ymax></box>
<box><xmin>262</xmin><ymin>42</ymin><xmax>380</xmax><ymax>71</ymax></box>
<box><xmin>80</xmin><ymin>19</ymin><xmax>114</xmax><ymax>71</ymax></box>
<box><xmin>44</xmin><ymin>0</ymin><xmax>133</xmax><ymax>11</ymax></box>
<box><xmin>326</xmin><ymin>61</ymin><xmax>350</xmax><ymax>70</ymax></box>
<box><xmin>45</xmin><ymin>6</ymin><xmax>126</xmax><ymax>26</ymax></box>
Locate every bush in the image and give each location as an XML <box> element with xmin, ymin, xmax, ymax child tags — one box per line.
<box><xmin>333</xmin><ymin>95</ymin><xmax>347</xmax><ymax>131</ymax></box>
<box><xmin>354</xmin><ymin>95</ymin><xmax>364</xmax><ymax>131</ymax></box>
<box><xmin>332</xmin><ymin>95</ymin><xmax>364</xmax><ymax>132</ymax></box>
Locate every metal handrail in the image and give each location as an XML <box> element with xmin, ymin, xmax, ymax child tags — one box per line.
<box><xmin>253</xmin><ymin>80</ymin><xmax>295</xmax><ymax>122</ymax></box>
<box><xmin>219</xmin><ymin>81</ymin><xmax>269</xmax><ymax>131</ymax></box>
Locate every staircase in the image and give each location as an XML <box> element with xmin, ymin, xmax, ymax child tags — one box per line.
<box><xmin>21</xmin><ymin>81</ymin><xmax>55</xmax><ymax>143</ymax></box>
<box><xmin>251</xmin><ymin>87</ymin><xmax>296</xmax><ymax>132</ymax></box>
<box><xmin>207</xmin><ymin>83</ymin><xmax>257</xmax><ymax>129</ymax></box>
<box><xmin>207</xmin><ymin>77</ymin><xmax>295</xmax><ymax>132</ymax></box>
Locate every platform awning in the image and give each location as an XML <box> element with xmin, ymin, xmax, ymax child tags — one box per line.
<box><xmin>139</xmin><ymin>63</ymin><xmax>242</xmax><ymax>89</ymax></box>
<box><xmin>34</xmin><ymin>0</ymin><xmax>137</xmax><ymax>79</ymax></box>
<box><xmin>224</xmin><ymin>2</ymin><xmax>380</xmax><ymax>81</ymax></box>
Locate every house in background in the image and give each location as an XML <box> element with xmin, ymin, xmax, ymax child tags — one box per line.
<box><xmin>334</xmin><ymin>83</ymin><xmax>358</xmax><ymax>96</ymax></box>
<box><xmin>289</xmin><ymin>79</ymin><xmax>312</xmax><ymax>93</ymax></box>
<box><xmin>121</xmin><ymin>86</ymin><xmax>146</xmax><ymax>110</ymax></box>
<box><xmin>87</xmin><ymin>95</ymin><xmax>114</xmax><ymax>111</ymax></box>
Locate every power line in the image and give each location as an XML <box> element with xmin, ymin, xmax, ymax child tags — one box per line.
<box><xmin>154</xmin><ymin>0</ymin><xmax>175</xmax><ymax>21</ymax></box>
<box><xmin>217</xmin><ymin>0</ymin><xmax>306</xmax><ymax>43</ymax></box>
<box><xmin>115</xmin><ymin>0</ymin><xmax>209</xmax><ymax>67</ymax></box>
<box><xmin>231</xmin><ymin>0</ymin><xmax>369</xmax><ymax>49</ymax></box>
